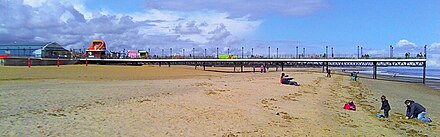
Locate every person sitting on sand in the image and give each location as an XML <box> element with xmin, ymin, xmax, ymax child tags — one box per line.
<box><xmin>380</xmin><ymin>95</ymin><xmax>391</xmax><ymax>118</ymax></box>
<box><xmin>280</xmin><ymin>73</ymin><xmax>300</xmax><ymax>86</ymax></box>
<box><xmin>344</xmin><ymin>101</ymin><xmax>356</xmax><ymax>111</ymax></box>
<box><xmin>405</xmin><ymin>100</ymin><xmax>432</xmax><ymax>122</ymax></box>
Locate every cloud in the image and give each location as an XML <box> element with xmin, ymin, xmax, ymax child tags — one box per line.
<box><xmin>145</xmin><ymin>0</ymin><xmax>328</xmax><ymax>18</ymax></box>
<box><xmin>0</xmin><ymin>0</ymin><xmax>261</xmax><ymax>56</ymax></box>
<box><xmin>427</xmin><ymin>43</ymin><xmax>440</xmax><ymax>67</ymax></box>
<box><xmin>395</xmin><ymin>39</ymin><xmax>417</xmax><ymax>50</ymax></box>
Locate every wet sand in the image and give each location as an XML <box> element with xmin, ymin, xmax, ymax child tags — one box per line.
<box><xmin>0</xmin><ymin>65</ymin><xmax>438</xmax><ymax>136</ymax></box>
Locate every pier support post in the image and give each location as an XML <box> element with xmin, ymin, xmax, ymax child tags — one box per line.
<box><xmin>168</xmin><ymin>62</ymin><xmax>171</xmax><ymax>67</ymax></box>
<box><xmin>326</xmin><ymin>62</ymin><xmax>329</xmax><ymax>73</ymax></box>
<box><xmin>195</xmin><ymin>62</ymin><xmax>197</xmax><ymax>70</ymax></box>
<box><xmin>373</xmin><ymin>62</ymin><xmax>377</xmax><ymax>79</ymax></box>
<box><xmin>322</xmin><ymin>62</ymin><xmax>325</xmax><ymax>73</ymax></box>
<box><xmin>281</xmin><ymin>62</ymin><xmax>284</xmax><ymax>71</ymax></box>
<box><xmin>423</xmin><ymin>61</ymin><xmax>426</xmax><ymax>84</ymax></box>
<box><xmin>253</xmin><ymin>64</ymin><xmax>255</xmax><ymax>72</ymax></box>
<box><xmin>241</xmin><ymin>62</ymin><xmax>244</xmax><ymax>72</ymax></box>
<box><xmin>203</xmin><ymin>62</ymin><xmax>205</xmax><ymax>71</ymax></box>
<box><xmin>234</xmin><ymin>62</ymin><xmax>236</xmax><ymax>72</ymax></box>
<box><xmin>159</xmin><ymin>62</ymin><xmax>161</xmax><ymax>67</ymax></box>
<box><xmin>276</xmin><ymin>63</ymin><xmax>278</xmax><ymax>71</ymax></box>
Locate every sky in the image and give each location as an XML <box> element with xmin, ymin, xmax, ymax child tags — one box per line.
<box><xmin>0</xmin><ymin>0</ymin><xmax>439</xmax><ymax>66</ymax></box>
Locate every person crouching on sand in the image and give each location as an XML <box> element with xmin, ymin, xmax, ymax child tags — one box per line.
<box><xmin>380</xmin><ymin>95</ymin><xmax>391</xmax><ymax>118</ymax></box>
<box><xmin>344</xmin><ymin>101</ymin><xmax>356</xmax><ymax>111</ymax></box>
<box><xmin>404</xmin><ymin>100</ymin><xmax>432</xmax><ymax>122</ymax></box>
<box><xmin>280</xmin><ymin>73</ymin><xmax>299</xmax><ymax>86</ymax></box>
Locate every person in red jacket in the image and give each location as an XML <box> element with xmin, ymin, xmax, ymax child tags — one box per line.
<box><xmin>344</xmin><ymin>101</ymin><xmax>356</xmax><ymax>111</ymax></box>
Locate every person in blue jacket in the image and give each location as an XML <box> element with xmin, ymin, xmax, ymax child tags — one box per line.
<box><xmin>405</xmin><ymin>100</ymin><xmax>432</xmax><ymax>122</ymax></box>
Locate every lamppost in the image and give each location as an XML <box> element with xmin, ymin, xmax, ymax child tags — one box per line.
<box><xmin>357</xmin><ymin>46</ymin><xmax>360</xmax><ymax>59</ymax></box>
<box><xmin>390</xmin><ymin>45</ymin><xmax>393</xmax><ymax>58</ymax></box>
<box><xmin>204</xmin><ymin>48</ymin><xmax>207</xmax><ymax>58</ymax></box>
<box><xmin>161</xmin><ymin>49</ymin><xmax>164</xmax><ymax>57</ymax></box>
<box><xmin>325</xmin><ymin>46</ymin><xmax>328</xmax><ymax>59</ymax></box>
<box><xmin>303</xmin><ymin>48</ymin><xmax>306</xmax><ymax>58</ymax></box>
<box><xmin>331</xmin><ymin>47</ymin><xmax>334</xmax><ymax>58</ymax></box>
<box><xmin>216</xmin><ymin>47</ymin><xmax>219</xmax><ymax>59</ymax></box>
<box><xmin>193</xmin><ymin>48</ymin><xmax>195</xmax><ymax>58</ymax></box>
<box><xmin>424</xmin><ymin>45</ymin><xmax>427</xmax><ymax>58</ymax></box>
<box><xmin>268</xmin><ymin>46</ymin><xmax>271</xmax><ymax>58</ymax></box>
<box><xmin>251</xmin><ymin>48</ymin><xmax>254</xmax><ymax>57</ymax></box>
<box><xmin>296</xmin><ymin>46</ymin><xmax>298</xmax><ymax>58</ymax></box>
<box><xmin>241</xmin><ymin>47</ymin><xmax>244</xmax><ymax>59</ymax></box>
<box><xmin>360</xmin><ymin>47</ymin><xmax>363</xmax><ymax>58</ymax></box>
<box><xmin>182</xmin><ymin>49</ymin><xmax>185</xmax><ymax>58</ymax></box>
<box><xmin>276</xmin><ymin>48</ymin><xmax>279</xmax><ymax>58</ymax></box>
<box><xmin>170</xmin><ymin>48</ymin><xmax>172</xmax><ymax>58</ymax></box>
<box><xmin>227</xmin><ymin>48</ymin><xmax>230</xmax><ymax>56</ymax></box>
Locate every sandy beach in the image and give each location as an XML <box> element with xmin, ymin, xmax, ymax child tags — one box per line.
<box><xmin>0</xmin><ymin>65</ymin><xmax>439</xmax><ymax>136</ymax></box>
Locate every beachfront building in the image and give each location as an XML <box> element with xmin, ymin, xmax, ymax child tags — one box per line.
<box><xmin>0</xmin><ymin>42</ymin><xmax>70</xmax><ymax>58</ymax></box>
<box><xmin>86</xmin><ymin>40</ymin><xmax>107</xmax><ymax>59</ymax></box>
<box><xmin>128</xmin><ymin>50</ymin><xmax>137</xmax><ymax>58</ymax></box>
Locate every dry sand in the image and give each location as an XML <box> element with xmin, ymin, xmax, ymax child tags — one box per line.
<box><xmin>0</xmin><ymin>65</ymin><xmax>439</xmax><ymax>136</ymax></box>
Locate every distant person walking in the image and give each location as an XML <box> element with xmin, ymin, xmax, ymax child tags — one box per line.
<box><xmin>380</xmin><ymin>95</ymin><xmax>391</xmax><ymax>118</ymax></box>
<box><xmin>404</xmin><ymin>100</ymin><xmax>432</xmax><ymax>122</ymax></box>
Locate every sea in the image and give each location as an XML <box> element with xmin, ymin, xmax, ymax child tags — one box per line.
<box><xmin>353</xmin><ymin>67</ymin><xmax>440</xmax><ymax>90</ymax></box>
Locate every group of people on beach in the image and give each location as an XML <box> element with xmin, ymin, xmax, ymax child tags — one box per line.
<box><xmin>354</xmin><ymin>95</ymin><xmax>433</xmax><ymax>123</ymax></box>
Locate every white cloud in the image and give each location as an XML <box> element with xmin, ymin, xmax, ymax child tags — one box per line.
<box><xmin>145</xmin><ymin>0</ymin><xmax>328</xmax><ymax>18</ymax></box>
<box><xmin>427</xmin><ymin>42</ymin><xmax>440</xmax><ymax>67</ymax></box>
<box><xmin>0</xmin><ymin>0</ymin><xmax>261</xmax><ymax>56</ymax></box>
<box><xmin>395</xmin><ymin>39</ymin><xmax>417</xmax><ymax>49</ymax></box>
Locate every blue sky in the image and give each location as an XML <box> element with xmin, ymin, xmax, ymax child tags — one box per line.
<box><xmin>1</xmin><ymin>0</ymin><xmax>440</xmax><ymax>66</ymax></box>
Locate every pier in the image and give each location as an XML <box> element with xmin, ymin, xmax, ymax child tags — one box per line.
<box><xmin>80</xmin><ymin>58</ymin><xmax>428</xmax><ymax>84</ymax></box>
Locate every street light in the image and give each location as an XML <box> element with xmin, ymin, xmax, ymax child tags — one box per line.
<box><xmin>227</xmin><ymin>48</ymin><xmax>230</xmax><ymax>56</ymax></box>
<box><xmin>296</xmin><ymin>46</ymin><xmax>298</xmax><ymax>58</ymax></box>
<box><xmin>182</xmin><ymin>49</ymin><xmax>185</xmax><ymax>58</ymax></box>
<box><xmin>357</xmin><ymin>46</ymin><xmax>360</xmax><ymax>59</ymax></box>
<box><xmin>193</xmin><ymin>48</ymin><xmax>195</xmax><ymax>58</ymax></box>
<box><xmin>204</xmin><ymin>49</ymin><xmax>207</xmax><ymax>57</ymax></box>
<box><xmin>276</xmin><ymin>48</ymin><xmax>279</xmax><ymax>58</ymax></box>
<box><xmin>241</xmin><ymin>47</ymin><xmax>244</xmax><ymax>59</ymax></box>
<box><xmin>303</xmin><ymin>48</ymin><xmax>306</xmax><ymax>58</ymax></box>
<box><xmin>325</xmin><ymin>46</ymin><xmax>328</xmax><ymax>59</ymax></box>
<box><xmin>216</xmin><ymin>47</ymin><xmax>219</xmax><ymax>59</ymax></box>
<box><xmin>251</xmin><ymin>48</ymin><xmax>254</xmax><ymax>57</ymax></box>
<box><xmin>161</xmin><ymin>49</ymin><xmax>164</xmax><ymax>57</ymax></box>
<box><xmin>424</xmin><ymin>45</ymin><xmax>427</xmax><ymax>58</ymax></box>
<box><xmin>390</xmin><ymin>45</ymin><xmax>393</xmax><ymax>58</ymax></box>
<box><xmin>268</xmin><ymin>46</ymin><xmax>271</xmax><ymax>58</ymax></box>
<box><xmin>170</xmin><ymin>48</ymin><xmax>172</xmax><ymax>57</ymax></box>
<box><xmin>360</xmin><ymin>47</ymin><xmax>363</xmax><ymax>57</ymax></box>
<box><xmin>331</xmin><ymin>47</ymin><xmax>334</xmax><ymax>58</ymax></box>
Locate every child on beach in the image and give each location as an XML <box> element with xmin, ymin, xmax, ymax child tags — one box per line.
<box><xmin>260</xmin><ymin>65</ymin><xmax>264</xmax><ymax>73</ymax></box>
<box><xmin>380</xmin><ymin>95</ymin><xmax>391</xmax><ymax>118</ymax></box>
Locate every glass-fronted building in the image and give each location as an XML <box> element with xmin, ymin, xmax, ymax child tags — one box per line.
<box><xmin>0</xmin><ymin>42</ymin><xmax>70</xmax><ymax>58</ymax></box>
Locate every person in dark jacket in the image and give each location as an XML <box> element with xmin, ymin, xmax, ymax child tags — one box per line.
<box><xmin>280</xmin><ymin>73</ymin><xmax>300</xmax><ymax>86</ymax></box>
<box><xmin>380</xmin><ymin>95</ymin><xmax>391</xmax><ymax>118</ymax></box>
<box><xmin>405</xmin><ymin>100</ymin><xmax>432</xmax><ymax>122</ymax></box>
